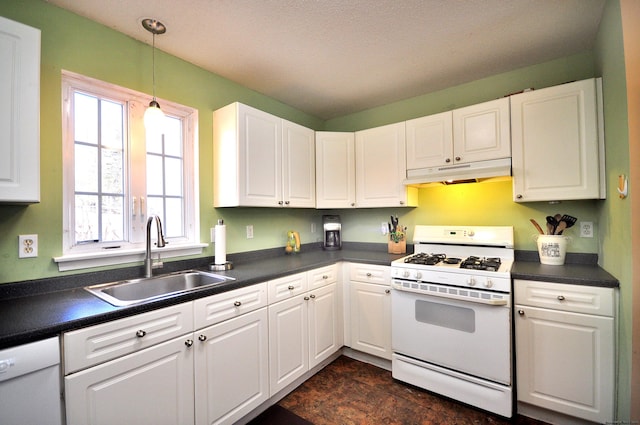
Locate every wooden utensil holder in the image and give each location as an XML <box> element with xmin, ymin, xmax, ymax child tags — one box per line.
<box><xmin>388</xmin><ymin>239</ymin><xmax>406</xmax><ymax>254</ymax></box>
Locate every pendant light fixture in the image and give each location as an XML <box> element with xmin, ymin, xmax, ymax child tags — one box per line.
<box><xmin>142</xmin><ymin>18</ymin><xmax>166</xmax><ymax>133</ymax></box>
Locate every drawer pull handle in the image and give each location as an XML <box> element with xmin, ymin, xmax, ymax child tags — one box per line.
<box><xmin>288</xmin><ymin>285</ymin><xmax>295</xmax><ymax>290</ymax></box>
<box><xmin>518</xmin><ymin>310</ymin><xmax>525</xmax><ymax>316</ymax></box>
<box><xmin>557</xmin><ymin>295</ymin><xmax>565</xmax><ymax>301</ymax></box>
<box><xmin>234</xmin><ymin>301</ymin><xmax>242</xmax><ymax>307</ymax></box>
<box><xmin>366</xmin><ymin>273</ymin><xmax>372</xmax><ymax>277</ymax></box>
<box><xmin>385</xmin><ymin>289</ymin><xmax>391</xmax><ymax>294</ymax></box>
<box><xmin>136</xmin><ymin>330</ymin><xmax>147</xmax><ymax>338</ymax></box>
<box><xmin>198</xmin><ymin>334</ymin><xmax>207</xmax><ymax>342</ymax></box>
<box><xmin>322</xmin><ymin>275</ymin><xmax>328</xmax><ymax>279</ymax></box>
<box><xmin>185</xmin><ymin>339</ymin><xmax>194</xmax><ymax>347</ymax></box>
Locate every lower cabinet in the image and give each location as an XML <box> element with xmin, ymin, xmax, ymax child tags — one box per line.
<box><xmin>65</xmin><ymin>335</ymin><xmax>195</xmax><ymax>425</ymax></box>
<box><xmin>349</xmin><ymin>263</ymin><xmax>392</xmax><ymax>359</ymax></box>
<box><xmin>515</xmin><ymin>280</ymin><xmax>616</xmax><ymax>424</ymax></box>
<box><xmin>269</xmin><ymin>279</ymin><xmax>341</xmax><ymax>395</ymax></box>
<box><xmin>195</xmin><ymin>308</ymin><xmax>269</xmax><ymax>425</ymax></box>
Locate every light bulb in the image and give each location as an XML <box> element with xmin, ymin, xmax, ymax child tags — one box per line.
<box><xmin>144</xmin><ymin>100</ymin><xmax>165</xmax><ymax>134</ymax></box>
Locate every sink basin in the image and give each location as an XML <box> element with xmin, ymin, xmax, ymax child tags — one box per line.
<box><xmin>85</xmin><ymin>270</ymin><xmax>235</xmax><ymax>306</ymax></box>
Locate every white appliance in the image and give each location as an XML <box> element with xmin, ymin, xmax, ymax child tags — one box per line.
<box><xmin>390</xmin><ymin>225</ymin><xmax>514</xmax><ymax>418</ymax></box>
<box><xmin>0</xmin><ymin>337</ymin><xmax>63</xmax><ymax>425</ymax></box>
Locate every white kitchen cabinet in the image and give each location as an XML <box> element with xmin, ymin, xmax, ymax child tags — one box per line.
<box><xmin>268</xmin><ymin>265</ymin><xmax>341</xmax><ymax>394</ymax></box>
<box><xmin>0</xmin><ymin>16</ymin><xmax>40</xmax><ymax>203</ymax></box>
<box><xmin>349</xmin><ymin>263</ymin><xmax>392</xmax><ymax>359</ymax></box>
<box><xmin>194</xmin><ymin>307</ymin><xmax>269</xmax><ymax>425</ymax></box>
<box><xmin>315</xmin><ymin>131</ymin><xmax>356</xmax><ymax>208</ymax></box>
<box><xmin>213</xmin><ymin>102</ymin><xmax>315</xmax><ymax>208</ymax></box>
<box><xmin>511</xmin><ymin>78</ymin><xmax>605</xmax><ymax>202</ymax></box>
<box><xmin>65</xmin><ymin>334</ymin><xmax>195</xmax><ymax>425</ymax></box>
<box><xmin>406</xmin><ymin>97</ymin><xmax>510</xmax><ymax>171</ymax></box>
<box><xmin>515</xmin><ymin>280</ymin><xmax>616</xmax><ymax>424</ymax></box>
<box><xmin>355</xmin><ymin>123</ymin><xmax>417</xmax><ymax>208</ymax></box>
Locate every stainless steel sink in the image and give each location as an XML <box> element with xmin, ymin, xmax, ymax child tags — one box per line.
<box><xmin>85</xmin><ymin>270</ymin><xmax>235</xmax><ymax>306</ymax></box>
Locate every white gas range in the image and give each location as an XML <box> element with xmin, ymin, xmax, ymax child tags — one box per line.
<box><xmin>390</xmin><ymin>225</ymin><xmax>515</xmax><ymax>418</ymax></box>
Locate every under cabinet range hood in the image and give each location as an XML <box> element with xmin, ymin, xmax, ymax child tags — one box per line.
<box><xmin>404</xmin><ymin>157</ymin><xmax>512</xmax><ymax>185</ymax></box>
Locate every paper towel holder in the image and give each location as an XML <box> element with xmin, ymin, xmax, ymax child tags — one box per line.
<box><xmin>210</xmin><ymin>218</ymin><xmax>234</xmax><ymax>271</ymax></box>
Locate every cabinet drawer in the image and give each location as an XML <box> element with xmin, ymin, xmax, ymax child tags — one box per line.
<box><xmin>349</xmin><ymin>263</ymin><xmax>390</xmax><ymax>285</ymax></box>
<box><xmin>308</xmin><ymin>264</ymin><xmax>338</xmax><ymax>290</ymax></box>
<box><xmin>194</xmin><ymin>282</ymin><xmax>267</xmax><ymax>329</ymax></box>
<box><xmin>514</xmin><ymin>280</ymin><xmax>615</xmax><ymax>316</ymax></box>
<box><xmin>267</xmin><ymin>272</ymin><xmax>308</xmax><ymax>303</ymax></box>
<box><xmin>64</xmin><ymin>303</ymin><xmax>193</xmax><ymax>374</ymax></box>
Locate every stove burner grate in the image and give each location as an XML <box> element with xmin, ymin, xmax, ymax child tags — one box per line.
<box><xmin>459</xmin><ymin>256</ymin><xmax>502</xmax><ymax>272</ymax></box>
<box><xmin>403</xmin><ymin>253</ymin><xmax>445</xmax><ymax>265</ymax></box>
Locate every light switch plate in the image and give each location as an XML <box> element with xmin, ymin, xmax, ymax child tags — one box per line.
<box><xmin>19</xmin><ymin>234</ymin><xmax>38</xmax><ymax>258</ymax></box>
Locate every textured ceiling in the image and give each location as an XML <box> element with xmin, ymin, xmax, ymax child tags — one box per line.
<box><xmin>45</xmin><ymin>0</ymin><xmax>606</xmax><ymax>119</ymax></box>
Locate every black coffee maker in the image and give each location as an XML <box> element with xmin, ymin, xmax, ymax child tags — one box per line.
<box><xmin>322</xmin><ymin>215</ymin><xmax>341</xmax><ymax>250</ymax></box>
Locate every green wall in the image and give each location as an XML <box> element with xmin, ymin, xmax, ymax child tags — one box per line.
<box><xmin>594</xmin><ymin>0</ymin><xmax>632</xmax><ymax>420</ymax></box>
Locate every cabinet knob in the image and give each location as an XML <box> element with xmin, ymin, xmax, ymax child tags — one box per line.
<box><xmin>304</xmin><ymin>296</ymin><xmax>310</xmax><ymax>301</ymax></box>
<box><xmin>516</xmin><ymin>194</ymin><xmax>523</xmax><ymax>199</ymax></box>
<box><xmin>288</xmin><ymin>285</ymin><xmax>295</xmax><ymax>290</ymax></box>
<box><xmin>185</xmin><ymin>339</ymin><xmax>194</xmax><ymax>347</ymax></box>
<box><xmin>557</xmin><ymin>295</ymin><xmax>565</xmax><ymax>301</ymax></box>
<box><xmin>445</xmin><ymin>158</ymin><xmax>451</xmax><ymax>163</ymax></box>
<box><xmin>198</xmin><ymin>334</ymin><xmax>207</xmax><ymax>342</ymax></box>
<box><xmin>385</xmin><ymin>289</ymin><xmax>391</xmax><ymax>294</ymax></box>
<box><xmin>278</xmin><ymin>200</ymin><xmax>283</xmax><ymax>205</ymax></box>
<box><xmin>285</xmin><ymin>201</ymin><xmax>290</xmax><ymax>205</ymax></box>
<box><xmin>350</xmin><ymin>202</ymin><xmax>355</xmax><ymax>207</ymax></box>
<box><xmin>366</xmin><ymin>272</ymin><xmax>372</xmax><ymax>277</ymax></box>
<box><xmin>399</xmin><ymin>201</ymin><xmax>404</xmax><ymax>205</ymax></box>
<box><xmin>234</xmin><ymin>301</ymin><xmax>242</xmax><ymax>307</ymax></box>
<box><xmin>455</xmin><ymin>156</ymin><xmax>461</xmax><ymax>161</ymax></box>
<box><xmin>309</xmin><ymin>294</ymin><xmax>316</xmax><ymax>299</ymax></box>
<box><xmin>136</xmin><ymin>330</ymin><xmax>147</xmax><ymax>338</ymax></box>
<box><xmin>518</xmin><ymin>309</ymin><xmax>525</xmax><ymax>316</ymax></box>
<box><xmin>322</xmin><ymin>275</ymin><xmax>328</xmax><ymax>280</ymax></box>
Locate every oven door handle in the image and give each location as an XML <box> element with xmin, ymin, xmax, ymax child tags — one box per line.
<box><xmin>392</xmin><ymin>281</ymin><xmax>509</xmax><ymax>306</ymax></box>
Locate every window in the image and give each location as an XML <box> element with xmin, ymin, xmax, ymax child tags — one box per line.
<box><xmin>56</xmin><ymin>71</ymin><xmax>202</xmax><ymax>271</ymax></box>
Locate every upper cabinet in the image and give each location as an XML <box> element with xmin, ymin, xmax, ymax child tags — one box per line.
<box><xmin>355</xmin><ymin>123</ymin><xmax>417</xmax><ymax>208</ymax></box>
<box><xmin>0</xmin><ymin>17</ymin><xmax>40</xmax><ymax>203</ymax></box>
<box><xmin>315</xmin><ymin>131</ymin><xmax>356</xmax><ymax>208</ymax></box>
<box><xmin>406</xmin><ymin>98</ymin><xmax>510</xmax><ymax>170</ymax></box>
<box><xmin>511</xmin><ymin>78</ymin><xmax>605</xmax><ymax>202</ymax></box>
<box><xmin>213</xmin><ymin>102</ymin><xmax>315</xmax><ymax>208</ymax></box>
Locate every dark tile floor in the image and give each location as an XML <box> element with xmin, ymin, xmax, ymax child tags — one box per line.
<box><xmin>277</xmin><ymin>356</ymin><xmax>549</xmax><ymax>425</ymax></box>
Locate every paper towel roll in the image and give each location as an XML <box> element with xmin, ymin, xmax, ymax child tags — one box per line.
<box><xmin>214</xmin><ymin>222</ymin><xmax>226</xmax><ymax>265</ymax></box>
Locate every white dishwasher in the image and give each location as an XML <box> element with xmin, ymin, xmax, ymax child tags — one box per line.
<box><xmin>0</xmin><ymin>337</ymin><xmax>63</xmax><ymax>425</ymax></box>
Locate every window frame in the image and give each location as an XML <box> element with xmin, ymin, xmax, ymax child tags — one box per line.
<box><xmin>55</xmin><ymin>70</ymin><xmax>203</xmax><ymax>271</ymax></box>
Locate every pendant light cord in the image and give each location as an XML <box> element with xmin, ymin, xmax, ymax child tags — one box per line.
<box><xmin>152</xmin><ymin>31</ymin><xmax>156</xmax><ymax>102</ymax></box>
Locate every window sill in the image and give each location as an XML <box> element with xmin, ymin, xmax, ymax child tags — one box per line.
<box><xmin>53</xmin><ymin>243</ymin><xmax>208</xmax><ymax>272</ymax></box>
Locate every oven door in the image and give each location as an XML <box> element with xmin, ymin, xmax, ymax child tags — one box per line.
<box><xmin>391</xmin><ymin>284</ymin><xmax>511</xmax><ymax>385</ymax></box>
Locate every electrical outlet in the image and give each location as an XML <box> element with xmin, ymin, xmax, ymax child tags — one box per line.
<box><xmin>246</xmin><ymin>225</ymin><xmax>254</xmax><ymax>239</ymax></box>
<box><xmin>19</xmin><ymin>234</ymin><xmax>38</xmax><ymax>258</ymax></box>
<box><xmin>311</xmin><ymin>222</ymin><xmax>316</xmax><ymax>233</ymax></box>
<box><xmin>381</xmin><ymin>222</ymin><xmax>388</xmax><ymax>235</ymax></box>
<box><xmin>580</xmin><ymin>222</ymin><xmax>594</xmax><ymax>238</ymax></box>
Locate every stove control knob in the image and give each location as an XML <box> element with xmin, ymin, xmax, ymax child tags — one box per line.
<box><xmin>467</xmin><ymin>277</ymin><xmax>476</xmax><ymax>286</ymax></box>
<box><xmin>484</xmin><ymin>279</ymin><xmax>493</xmax><ymax>288</ymax></box>
<box><xmin>402</xmin><ymin>270</ymin><xmax>410</xmax><ymax>278</ymax></box>
<box><xmin>414</xmin><ymin>271</ymin><xmax>422</xmax><ymax>280</ymax></box>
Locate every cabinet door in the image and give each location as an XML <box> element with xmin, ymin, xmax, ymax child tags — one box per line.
<box><xmin>511</xmin><ymin>78</ymin><xmax>604</xmax><ymax>202</ymax></box>
<box><xmin>355</xmin><ymin>122</ymin><xmax>415</xmax><ymax>207</ymax></box>
<box><xmin>268</xmin><ymin>294</ymin><xmax>309</xmax><ymax>394</ymax></box>
<box><xmin>515</xmin><ymin>305</ymin><xmax>615</xmax><ymax>423</ymax></box>
<box><xmin>308</xmin><ymin>283</ymin><xmax>341</xmax><ymax>368</ymax></box>
<box><xmin>452</xmin><ymin>97</ymin><xmax>510</xmax><ymax>163</ymax></box>
<box><xmin>0</xmin><ymin>17</ymin><xmax>40</xmax><ymax>203</ymax></box>
<box><xmin>350</xmin><ymin>281</ymin><xmax>392</xmax><ymax>359</ymax></box>
<box><xmin>194</xmin><ymin>308</ymin><xmax>269</xmax><ymax>425</ymax></box>
<box><xmin>406</xmin><ymin>111</ymin><xmax>453</xmax><ymax>169</ymax></box>
<box><xmin>282</xmin><ymin>120</ymin><xmax>315</xmax><ymax>207</ymax></box>
<box><xmin>315</xmin><ymin>132</ymin><xmax>356</xmax><ymax>208</ymax></box>
<box><xmin>65</xmin><ymin>335</ymin><xmax>195</xmax><ymax>425</ymax></box>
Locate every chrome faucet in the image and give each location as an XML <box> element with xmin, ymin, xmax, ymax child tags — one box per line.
<box><xmin>144</xmin><ymin>215</ymin><xmax>167</xmax><ymax>278</ymax></box>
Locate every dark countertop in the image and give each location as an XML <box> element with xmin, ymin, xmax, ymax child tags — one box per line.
<box><xmin>0</xmin><ymin>244</ymin><xmax>618</xmax><ymax>349</ymax></box>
